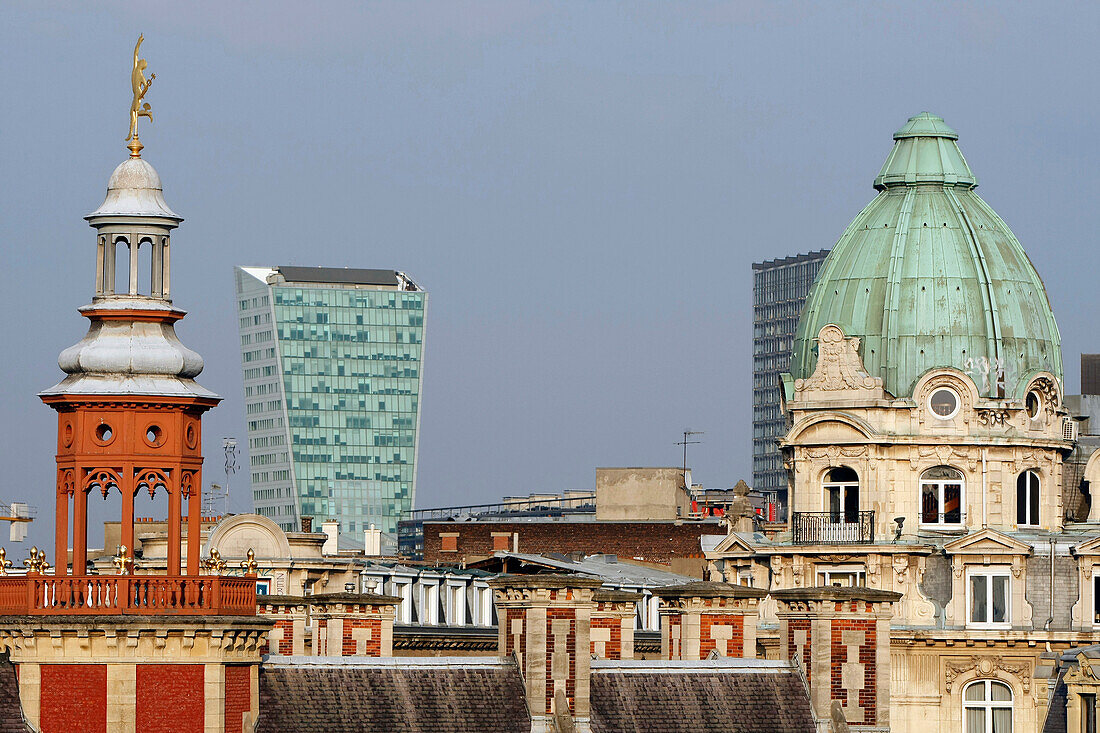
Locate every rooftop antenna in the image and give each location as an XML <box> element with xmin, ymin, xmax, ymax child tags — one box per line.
<box><xmin>675</xmin><ymin>430</ymin><xmax>704</xmax><ymax>485</ymax></box>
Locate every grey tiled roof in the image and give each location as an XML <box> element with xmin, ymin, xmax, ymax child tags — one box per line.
<box><xmin>590</xmin><ymin>662</ymin><xmax>816</xmax><ymax>733</ymax></box>
<box><xmin>256</xmin><ymin>658</ymin><xmax>530</xmax><ymax>733</ymax></box>
<box><xmin>0</xmin><ymin>656</ymin><xmax>31</xmax><ymax>733</ymax></box>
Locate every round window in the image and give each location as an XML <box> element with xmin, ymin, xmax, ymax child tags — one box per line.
<box><xmin>1026</xmin><ymin>391</ymin><xmax>1041</xmax><ymax>420</ymax></box>
<box><xmin>94</xmin><ymin>423</ymin><xmax>114</xmax><ymax>445</ymax></box>
<box><xmin>62</xmin><ymin>422</ymin><xmax>74</xmax><ymax>448</ymax></box>
<box><xmin>929</xmin><ymin>388</ymin><xmax>960</xmax><ymax>419</ymax></box>
<box><xmin>144</xmin><ymin>425</ymin><xmax>163</xmax><ymax>447</ymax></box>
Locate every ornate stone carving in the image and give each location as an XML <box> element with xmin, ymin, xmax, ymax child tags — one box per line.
<box><xmin>944</xmin><ymin>656</ymin><xmax>1032</xmax><ymax>693</ymax></box>
<box><xmin>795</xmin><ymin>325</ymin><xmax>883</xmax><ymax>393</ymax></box>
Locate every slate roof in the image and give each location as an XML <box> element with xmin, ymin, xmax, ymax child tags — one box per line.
<box><xmin>256</xmin><ymin>657</ymin><xmax>530</xmax><ymax>733</ymax></box>
<box><xmin>589</xmin><ymin>659</ymin><xmax>817</xmax><ymax>733</ymax></box>
<box><xmin>0</xmin><ymin>655</ymin><xmax>31</xmax><ymax>733</ymax></box>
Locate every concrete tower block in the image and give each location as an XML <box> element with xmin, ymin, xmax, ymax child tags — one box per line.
<box><xmin>654</xmin><ymin>582</ymin><xmax>768</xmax><ymax>660</ymax></box>
<box><xmin>772</xmin><ymin>587</ymin><xmax>900</xmax><ymax>731</ymax></box>
<box><xmin>489</xmin><ymin>574</ymin><xmax>603</xmax><ymax>733</ymax></box>
<box><xmin>590</xmin><ymin>590</ymin><xmax>641</xmax><ymax>660</ymax></box>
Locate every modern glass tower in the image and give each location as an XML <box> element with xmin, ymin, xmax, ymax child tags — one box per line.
<box><xmin>752</xmin><ymin>250</ymin><xmax>829</xmax><ymax>512</ymax></box>
<box><xmin>235</xmin><ymin>266</ymin><xmax>427</xmax><ymax>535</ymax></box>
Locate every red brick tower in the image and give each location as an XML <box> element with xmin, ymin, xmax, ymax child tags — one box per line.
<box><xmin>0</xmin><ymin>41</ymin><xmax>269</xmax><ymax>733</ymax></box>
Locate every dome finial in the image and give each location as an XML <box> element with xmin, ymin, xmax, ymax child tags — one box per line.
<box><xmin>125</xmin><ymin>34</ymin><xmax>155</xmax><ymax>158</ymax></box>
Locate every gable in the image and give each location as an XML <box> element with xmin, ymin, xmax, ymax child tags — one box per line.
<box><xmin>944</xmin><ymin>528</ymin><xmax>1032</xmax><ymax>557</ymax></box>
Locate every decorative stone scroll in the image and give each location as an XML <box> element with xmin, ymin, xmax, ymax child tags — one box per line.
<box><xmin>943</xmin><ymin>655</ymin><xmax>1031</xmax><ymax>693</ymax></box>
<box><xmin>795</xmin><ymin>325</ymin><xmax>883</xmax><ymax>396</ymax></box>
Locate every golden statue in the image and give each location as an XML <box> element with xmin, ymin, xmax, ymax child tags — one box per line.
<box><xmin>126</xmin><ymin>35</ymin><xmax>156</xmax><ymax>150</ymax></box>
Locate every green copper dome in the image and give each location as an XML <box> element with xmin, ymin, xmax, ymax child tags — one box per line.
<box><xmin>789</xmin><ymin>113</ymin><xmax>1062</xmax><ymax>399</ymax></box>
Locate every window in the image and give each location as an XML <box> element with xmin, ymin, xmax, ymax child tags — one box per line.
<box><xmin>1026</xmin><ymin>391</ymin><xmax>1041</xmax><ymax>420</ymax></box>
<box><xmin>964</xmin><ymin>680</ymin><xmax>1012</xmax><ymax>733</ymax></box>
<box><xmin>967</xmin><ymin>569</ymin><xmax>1010</xmax><ymax>628</ymax></box>
<box><xmin>1084</xmin><ymin>693</ymin><xmax>1097</xmax><ymax>733</ymax></box>
<box><xmin>1016</xmin><ymin>470</ymin><xmax>1040</xmax><ymax>527</ymax></box>
<box><xmin>1092</xmin><ymin>574</ymin><xmax>1100</xmax><ymax>627</ymax></box>
<box><xmin>816</xmin><ymin>566</ymin><xmax>866</xmax><ymax>587</ymax></box>
<box><xmin>921</xmin><ymin>466</ymin><xmax>965</xmax><ymax>525</ymax></box>
<box><xmin>823</xmin><ymin>466</ymin><xmax>859</xmax><ymax>523</ymax></box>
<box><xmin>930</xmin><ymin>387</ymin><xmax>961</xmax><ymax>419</ymax></box>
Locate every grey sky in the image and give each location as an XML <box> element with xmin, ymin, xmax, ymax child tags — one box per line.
<box><xmin>2</xmin><ymin>2</ymin><xmax>1098</xmax><ymax>548</ymax></box>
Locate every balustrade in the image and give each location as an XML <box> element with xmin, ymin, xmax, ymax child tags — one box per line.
<box><xmin>0</xmin><ymin>575</ymin><xmax>256</xmax><ymax>616</ymax></box>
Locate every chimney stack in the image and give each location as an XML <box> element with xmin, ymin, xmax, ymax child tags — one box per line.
<box><xmin>772</xmin><ymin>587</ymin><xmax>900</xmax><ymax>730</ymax></box>
<box><xmin>489</xmin><ymin>574</ymin><xmax>603</xmax><ymax>732</ymax></box>
<box><xmin>654</xmin><ymin>581</ymin><xmax>767</xmax><ymax>660</ymax></box>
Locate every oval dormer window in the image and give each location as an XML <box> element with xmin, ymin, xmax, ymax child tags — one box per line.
<box><xmin>929</xmin><ymin>387</ymin><xmax>960</xmax><ymax>419</ymax></box>
<box><xmin>1026</xmin><ymin>391</ymin><xmax>1041</xmax><ymax>420</ymax></box>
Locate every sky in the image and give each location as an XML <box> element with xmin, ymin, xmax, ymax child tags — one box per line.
<box><xmin>2</xmin><ymin>1</ymin><xmax>1099</xmax><ymax>549</ymax></box>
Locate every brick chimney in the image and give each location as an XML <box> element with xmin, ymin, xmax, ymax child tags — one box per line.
<box><xmin>590</xmin><ymin>590</ymin><xmax>640</xmax><ymax>660</ymax></box>
<box><xmin>489</xmin><ymin>574</ymin><xmax>603</xmax><ymax>732</ymax></box>
<box><xmin>772</xmin><ymin>587</ymin><xmax>900</xmax><ymax>730</ymax></box>
<box><xmin>310</xmin><ymin>592</ymin><xmax>400</xmax><ymax>657</ymax></box>
<box><xmin>258</xmin><ymin>592</ymin><xmax>401</xmax><ymax>657</ymax></box>
<box><xmin>654</xmin><ymin>581</ymin><xmax>767</xmax><ymax>660</ymax></box>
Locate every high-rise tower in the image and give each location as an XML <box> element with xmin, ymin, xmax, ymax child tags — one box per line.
<box><xmin>752</xmin><ymin>250</ymin><xmax>829</xmax><ymax>512</ymax></box>
<box><xmin>235</xmin><ymin>266</ymin><xmax>427</xmax><ymax>536</ymax></box>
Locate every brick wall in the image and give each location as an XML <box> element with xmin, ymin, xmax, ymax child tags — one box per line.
<box><xmin>224</xmin><ymin>665</ymin><xmax>251</xmax><ymax>733</ymax></box>
<box><xmin>830</xmin><ymin>618</ymin><xmax>876</xmax><ymax>725</ymax></box>
<box><xmin>787</xmin><ymin>619</ymin><xmax>812</xmax><ymax>685</ymax></box>
<box><xmin>422</xmin><ymin>521</ymin><xmax>718</xmax><ymax>566</ymax></box>
<box><xmin>699</xmin><ymin>613</ymin><xmax>744</xmax><ymax>658</ymax></box>
<box><xmin>136</xmin><ymin>664</ymin><xmax>205</xmax><ymax>732</ymax></box>
<box><xmin>545</xmin><ymin>608</ymin><xmax>577</xmax><ymax>714</ymax></box>
<box><xmin>342</xmin><ymin>617</ymin><xmax>383</xmax><ymax>656</ymax></box>
<box><xmin>258</xmin><ymin>607</ymin><xmax>297</xmax><ymax>655</ymax></box>
<box><xmin>504</xmin><ymin>609</ymin><xmax>525</xmax><ymax>663</ymax></box>
<box><xmin>40</xmin><ymin>664</ymin><xmax>106</xmax><ymax>733</ymax></box>
<box><xmin>590</xmin><ymin>617</ymin><xmax>623</xmax><ymax>659</ymax></box>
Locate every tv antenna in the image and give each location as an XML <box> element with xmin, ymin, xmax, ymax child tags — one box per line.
<box><xmin>675</xmin><ymin>430</ymin><xmax>704</xmax><ymax>478</ymax></box>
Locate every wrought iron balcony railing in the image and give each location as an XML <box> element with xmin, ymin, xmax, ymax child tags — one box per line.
<box><xmin>791</xmin><ymin>511</ymin><xmax>875</xmax><ymax>545</ymax></box>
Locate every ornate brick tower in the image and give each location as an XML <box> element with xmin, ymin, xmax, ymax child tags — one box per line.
<box><xmin>0</xmin><ymin>40</ymin><xmax>269</xmax><ymax>733</ymax></box>
<box><xmin>38</xmin><ymin>134</ymin><xmax>215</xmax><ymax>581</ymax></box>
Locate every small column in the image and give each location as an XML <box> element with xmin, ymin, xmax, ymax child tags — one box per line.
<box><xmin>121</xmin><ymin>486</ymin><xmax>135</xmax><ymax>568</ymax></box>
<box><xmin>127</xmin><ymin>240</ymin><xmax>139</xmax><ymax>295</ymax></box>
<box><xmin>308</xmin><ymin>593</ymin><xmax>400</xmax><ymax>657</ymax></box>
<box><xmin>54</xmin><ymin>488</ymin><xmax>68</xmax><ymax>576</ymax></box>
<box><xmin>654</xmin><ymin>582</ymin><xmax>767</xmax><ymax>660</ymax></box>
<box><xmin>166</xmin><ymin>487</ymin><xmax>182</xmax><ymax>576</ymax></box>
<box><xmin>489</xmin><ymin>574</ymin><xmax>602</xmax><ymax>733</ymax></box>
<box><xmin>591</xmin><ymin>590</ymin><xmax>640</xmax><ymax>660</ymax></box>
<box><xmin>186</xmin><ymin>487</ymin><xmax>201</xmax><ymax>575</ymax></box>
<box><xmin>772</xmin><ymin>587</ymin><xmax>900</xmax><ymax>730</ymax></box>
<box><xmin>73</xmin><ymin>489</ymin><xmax>88</xmax><ymax>575</ymax></box>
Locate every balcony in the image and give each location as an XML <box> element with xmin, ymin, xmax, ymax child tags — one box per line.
<box><xmin>791</xmin><ymin>511</ymin><xmax>875</xmax><ymax>545</ymax></box>
<box><xmin>0</xmin><ymin>575</ymin><xmax>257</xmax><ymax>616</ymax></box>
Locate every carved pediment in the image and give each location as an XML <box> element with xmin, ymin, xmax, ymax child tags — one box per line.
<box><xmin>710</xmin><ymin>531</ymin><xmax>757</xmax><ymax>556</ymax></box>
<box><xmin>1074</xmin><ymin>535</ymin><xmax>1100</xmax><ymax>557</ymax></box>
<box><xmin>943</xmin><ymin>528</ymin><xmax>1033</xmax><ymax>558</ymax></box>
<box><xmin>794</xmin><ymin>325</ymin><xmax>884</xmax><ymax>398</ymax></box>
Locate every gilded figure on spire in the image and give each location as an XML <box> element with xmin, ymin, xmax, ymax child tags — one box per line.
<box><xmin>126</xmin><ymin>35</ymin><xmax>155</xmax><ymax>146</ymax></box>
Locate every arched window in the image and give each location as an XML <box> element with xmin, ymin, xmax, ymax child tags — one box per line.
<box><xmin>964</xmin><ymin>679</ymin><xmax>1012</xmax><ymax>732</ymax></box>
<box><xmin>921</xmin><ymin>466</ymin><xmax>964</xmax><ymax>525</ymax></box>
<box><xmin>1016</xmin><ymin>470</ymin><xmax>1040</xmax><ymax>527</ymax></box>
<box><xmin>823</xmin><ymin>466</ymin><xmax>859</xmax><ymax>523</ymax></box>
